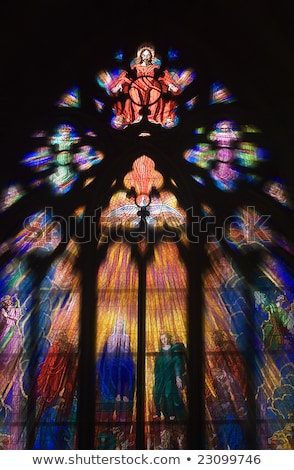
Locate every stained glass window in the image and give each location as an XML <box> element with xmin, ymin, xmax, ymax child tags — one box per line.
<box><xmin>1</xmin><ymin>42</ymin><xmax>293</xmax><ymax>451</ymax></box>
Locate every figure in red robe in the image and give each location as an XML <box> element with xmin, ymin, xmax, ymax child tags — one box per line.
<box><xmin>98</xmin><ymin>44</ymin><xmax>193</xmax><ymax>129</ymax></box>
<box><xmin>36</xmin><ymin>331</ymin><xmax>77</xmax><ymax>418</ymax></box>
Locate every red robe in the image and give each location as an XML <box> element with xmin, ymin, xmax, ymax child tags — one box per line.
<box><xmin>36</xmin><ymin>339</ymin><xmax>76</xmax><ymax>416</ymax></box>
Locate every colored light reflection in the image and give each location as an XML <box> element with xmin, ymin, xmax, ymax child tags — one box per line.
<box><xmin>184</xmin><ymin>120</ymin><xmax>267</xmax><ymax>192</ymax></box>
<box><xmin>264</xmin><ymin>179</ymin><xmax>292</xmax><ymax>208</ymax></box>
<box><xmin>0</xmin><ymin>184</ymin><xmax>25</xmax><ymax>213</ymax></box>
<box><xmin>209</xmin><ymin>81</ymin><xmax>235</xmax><ymax>104</ymax></box>
<box><xmin>21</xmin><ymin>124</ymin><xmax>104</xmax><ymax>194</ymax></box>
<box><xmin>56</xmin><ymin>86</ymin><xmax>81</xmax><ymax>108</ymax></box>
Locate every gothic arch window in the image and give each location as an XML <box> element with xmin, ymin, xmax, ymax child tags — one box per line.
<box><xmin>0</xmin><ymin>43</ymin><xmax>293</xmax><ymax>451</ymax></box>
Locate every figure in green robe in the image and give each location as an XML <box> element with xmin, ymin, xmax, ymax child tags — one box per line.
<box><xmin>261</xmin><ymin>295</ymin><xmax>288</xmax><ymax>350</ymax></box>
<box><xmin>153</xmin><ymin>333</ymin><xmax>187</xmax><ymax>421</ymax></box>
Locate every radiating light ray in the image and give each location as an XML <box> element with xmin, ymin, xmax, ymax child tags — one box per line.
<box><xmin>12</xmin><ymin>210</ymin><xmax>61</xmax><ymax>256</ymax></box>
<box><xmin>21</xmin><ymin>147</ymin><xmax>53</xmax><ymax>170</ymax></box>
<box><xmin>225</xmin><ymin>206</ymin><xmax>273</xmax><ymax>251</ymax></box>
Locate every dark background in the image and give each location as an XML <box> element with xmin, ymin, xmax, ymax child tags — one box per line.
<box><xmin>0</xmin><ymin>1</ymin><xmax>293</xmax><ymax>450</ymax></box>
<box><xmin>1</xmin><ymin>0</ymin><xmax>294</xmax><ymax>192</ymax></box>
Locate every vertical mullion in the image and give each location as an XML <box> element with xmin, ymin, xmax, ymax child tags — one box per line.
<box><xmin>26</xmin><ymin>281</ymin><xmax>40</xmax><ymax>449</ymax></box>
<box><xmin>76</xmin><ymin>251</ymin><xmax>97</xmax><ymax>449</ymax></box>
<box><xmin>187</xmin><ymin>243</ymin><xmax>206</xmax><ymax>449</ymax></box>
<box><xmin>243</xmin><ymin>284</ymin><xmax>257</xmax><ymax>448</ymax></box>
<box><xmin>136</xmin><ymin>257</ymin><xmax>147</xmax><ymax>449</ymax></box>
